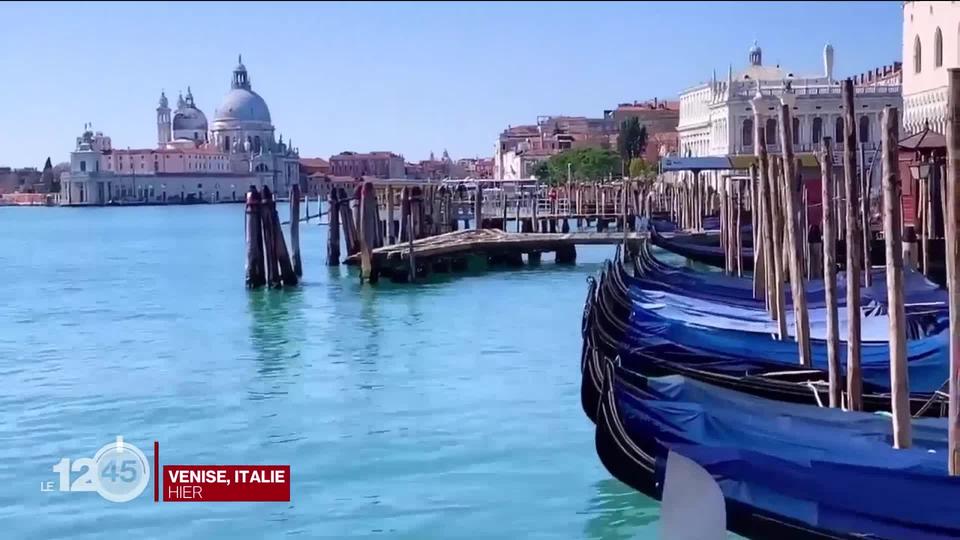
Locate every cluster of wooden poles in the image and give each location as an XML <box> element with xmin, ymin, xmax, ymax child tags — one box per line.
<box><xmin>245</xmin><ymin>184</ymin><xmax>302</xmax><ymax>289</ymax></box>
<box><xmin>673</xmin><ymin>72</ymin><xmax>960</xmax><ymax>470</ymax></box>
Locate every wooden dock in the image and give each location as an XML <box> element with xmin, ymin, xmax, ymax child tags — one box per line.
<box><xmin>343</xmin><ymin>228</ymin><xmax>647</xmax><ymax>282</ymax></box>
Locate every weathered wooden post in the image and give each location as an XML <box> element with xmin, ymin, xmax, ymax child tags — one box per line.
<box><xmin>820</xmin><ymin>138</ymin><xmax>841</xmax><ymax>407</ymax></box>
<box><xmin>778</xmin><ymin>92</ymin><xmax>812</xmax><ymax>367</ymax></box>
<box><xmin>945</xmin><ymin>68</ymin><xmax>960</xmax><ymax>474</ymax></box>
<box><xmin>338</xmin><ymin>187</ymin><xmax>359</xmax><ymax>257</ymax></box>
<box><xmin>719</xmin><ymin>174</ymin><xmax>729</xmax><ymax>273</ymax></box>
<box><xmin>359</xmin><ymin>181</ymin><xmax>380</xmax><ymax>284</ymax></box>
<box><xmin>268</xmin><ymin>187</ymin><xmax>298</xmax><ymax>287</ymax></box>
<box><xmin>735</xmin><ymin>177</ymin><xmax>744</xmax><ymax>276</ymax></box>
<box><xmin>474</xmin><ymin>182</ymin><xmax>484</xmax><ymax>230</ymax></box>
<box><xmin>399</xmin><ymin>187</ymin><xmax>411</xmax><ymax>242</ymax></box>
<box><xmin>386</xmin><ymin>184</ymin><xmax>396</xmax><ymax>244</ymax></box>
<box><xmin>750</xmin><ymin>165</ymin><xmax>766</xmax><ymax>299</ymax></box>
<box><xmin>290</xmin><ymin>184</ymin><xmax>303</xmax><ymax>277</ymax></box>
<box><xmin>327</xmin><ymin>188</ymin><xmax>341</xmax><ymax>266</ymax></box>
<box><xmin>261</xmin><ymin>186</ymin><xmax>281</xmax><ymax>287</ymax></box>
<box><xmin>762</xmin><ymin>138</ymin><xmax>787</xmax><ymax>338</ymax></box>
<box><xmin>861</xmin><ymin>144</ymin><xmax>873</xmax><ymax>287</ymax></box>
<box><xmin>245</xmin><ymin>187</ymin><xmax>266</xmax><ymax>288</ymax></box>
<box><xmin>881</xmin><ymin>106</ymin><xmax>911</xmax><ymax>448</ymax></box>
<box><xmin>842</xmin><ymin>78</ymin><xmax>864</xmax><ymax>410</ymax></box>
<box><xmin>406</xmin><ymin>210</ymin><xmax>416</xmax><ymax>282</ymax></box>
<box><xmin>920</xmin><ymin>173</ymin><xmax>930</xmax><ymax>274</ymax></box>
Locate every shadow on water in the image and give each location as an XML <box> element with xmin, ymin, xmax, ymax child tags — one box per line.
<box><xmin>247</xmin><ymin>287</ymin><xmax>306</xmax><ymax>382</ymax></box>
<box><xmin>582</xmin><ymin>478</ymin><xmax>660</xmax><ymax>540</ymax></box>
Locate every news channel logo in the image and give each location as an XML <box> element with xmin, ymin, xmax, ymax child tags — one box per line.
<box><xmin>42</xmin><ymin>436</ymin><xmax>151</xmax><ymax>503</ymax></box>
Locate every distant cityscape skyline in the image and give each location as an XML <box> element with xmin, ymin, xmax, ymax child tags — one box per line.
<box><xmin>0</xmin><ymin>1</ymin><xmax>901</xmax><ymax>168</ymax></box>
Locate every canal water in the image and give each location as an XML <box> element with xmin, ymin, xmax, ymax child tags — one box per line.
<box><xmin>1</xmin><ymin>204</ymin><xmax>667</xmax><ymax>539</ymax></box>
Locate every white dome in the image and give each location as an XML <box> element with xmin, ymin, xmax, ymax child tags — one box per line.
<box><xmin>214</xmin><ymin>88</ymin><xmax>271</xmax><ymax>124</ymax></box>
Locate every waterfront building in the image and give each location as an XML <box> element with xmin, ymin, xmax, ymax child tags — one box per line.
<box><xmin>677</xmin><ymin>41</ymin><xmax>901</xmax><ymax>161</ymax></box>
<box><xmin>60</xmin><ymin>57</ymin><xmax>300</xmax><ymax>206</ymax></box>
<box><xmin>603</xmin><ymin>99</ymin><xmax>680</xmax><ymax>161</ymax></box>
<box><xmin>902</xmin><ymin>1</ymin><xmax>960</xmax><ymax>134</ymax></box>
<box><xmin>494</xmin><ymin>115</ymin><xmax>617</xmax><ymax>179</ymax></box>
<box><xmin>329</xmin><ymin>151</ymin><xmax>405</xmax><ymax>179</ymax></box>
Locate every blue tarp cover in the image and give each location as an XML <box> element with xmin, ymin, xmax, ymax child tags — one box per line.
<box><xmin>616</xmin><ymin>374</ymin><xmax>960</xmax><ymax>539</ymax></box>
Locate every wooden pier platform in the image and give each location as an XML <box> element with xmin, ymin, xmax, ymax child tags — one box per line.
<box><xmin>343</xmin><ymin>229</ymin><xmax>648</xmax><ymax>282</ymax></box>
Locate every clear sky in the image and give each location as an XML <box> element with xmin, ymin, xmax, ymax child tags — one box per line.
<box><xmin>0</xmin><ymin>1</ymin><xmax>902</xmax><ymax>168</ymax></box>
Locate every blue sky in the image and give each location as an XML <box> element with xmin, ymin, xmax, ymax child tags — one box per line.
<box><xmin>0</xmin><ymin>1</ymin><xmax>902</xmax><ymax>168</ymax></box>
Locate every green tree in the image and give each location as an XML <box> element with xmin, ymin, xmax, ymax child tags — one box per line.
<box><xmin>628</xmin><ymin>157</ymin><xmax>655</xmax><ymax>179</ymax></box>
<box><xmin>544</xmin><ymin>147</ymin><xmax>620</xmax><ymax>185</ymax></box>
<box><xmin>531</xmin><ymin>161</ymin><xmax>551</xmax><ymax>183</ymax></box>
<box><xmin>617</xmin><ymin>118</ymin><xmax>648</xmax><ymax>164</ymax></box>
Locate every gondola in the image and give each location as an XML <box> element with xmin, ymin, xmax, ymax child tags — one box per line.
<box><xmin>579</xmin><ymin>251</ymin><xmax>948</xmax><ymax>424</ymax></box>
<box><xmin>594</xmin><ymin>359</ymin><xmax>960</xmax><ymax>540</ymax></box>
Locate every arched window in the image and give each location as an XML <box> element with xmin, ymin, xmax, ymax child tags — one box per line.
<box><xmin>859</xmin><ymin>116</ymin><xmax>870</xmax><ymax>143</ymax></box>
<box><xmin>914</xmin><ymin>35</ymin><xmax>922</xmax><ymax>73</ymax></box>
<box><xmin>742</xmin><ymin>118</ymin><xmax>753</xmax><ymax>146</ymax></box>
<box><xmin>792</xmin><ymin>117</ymin><xmax>800</xmax><ymax>144</ymax></box>
<box><xmin>935</xmin><ymin>27</ymin><xmax>943</xmax><ymax>67</ymax></box>
<box><xmin>765</xmin><ymin>118</ymin><xmax>777</xmax><ymax>146</ymax></box>
<box><xmin>835</xmin><ymin>117</ymin><xmax>844</xmax><ymax>143</ymax></box>
<box><xmin>223</xmin><ymin>135</ymin><xmax>231</xmax><ymax>152</ymax></box>
<box><xmin>812</xmin><ymin>117</ymin><xmax>823</xmax><ymax>144</ymax></box>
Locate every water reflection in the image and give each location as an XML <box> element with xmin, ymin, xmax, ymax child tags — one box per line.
<box><xmin>582</xmin><ymin>478</ymin><xmax>660</xmax><ymax>540</ymax></box>
<box><xmin>247</xmin><ymin>287</ymin><xmax>306</xmax><ymax>384</ymax></box>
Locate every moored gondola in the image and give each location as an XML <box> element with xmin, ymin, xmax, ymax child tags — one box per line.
<box><xmin>579</xmin><ymin>249</ymin><xmax>948</xmax><ymax>424</ymax></box>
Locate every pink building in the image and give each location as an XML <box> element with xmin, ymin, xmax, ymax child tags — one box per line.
<box><xmin>329</xmin><ymin>151</ymin><xmax>405</xmax><ymax>178</ymax></box>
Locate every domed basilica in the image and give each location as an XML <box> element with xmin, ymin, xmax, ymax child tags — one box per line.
<box><xmin>60</xmin><ymin>57</ymin><xmax>300</xmax><ymax>206</ymax></box>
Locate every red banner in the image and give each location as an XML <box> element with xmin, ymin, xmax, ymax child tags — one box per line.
<box><xmin>162</xmin><ymin>465</ymin><xmax>290</xmax><ymax>502</ymax></box>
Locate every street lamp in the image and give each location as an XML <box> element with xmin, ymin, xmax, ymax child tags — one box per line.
<box><xmin>909</xmin><ymin>161</ymin><xmax>931</xmax><ymax>182</ymax></box>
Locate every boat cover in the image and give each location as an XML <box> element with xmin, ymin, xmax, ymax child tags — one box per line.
<box><xmin>616</xmin><ymin>373</ymin><xmax>960</xmax><ymax>539</ymax></box>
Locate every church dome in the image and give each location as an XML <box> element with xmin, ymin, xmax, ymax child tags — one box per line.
<box><xmin>212</xmin><ymin>56</ymin><xmax>272</xmax><ymax>125</ymax></box>
<box><xmin>214</xmin><ymin>88</ymin><xmax>271</xmax><ymax>124</ymax></box>
<box><xmin>173</xmin><ymin>106</ymin><xmax>208</xmax><ymax>131</ymax></box>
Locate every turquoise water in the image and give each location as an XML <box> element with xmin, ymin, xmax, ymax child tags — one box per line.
<box><xmin>0</xmin><ymin>205</ymin><xmax>664</xmax><ymax>539</ymax></box>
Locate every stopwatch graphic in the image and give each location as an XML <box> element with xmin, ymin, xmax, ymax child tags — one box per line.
<box><xmin>91</xmin><ymin>438</ymin><xmax>151</xmax><ymax>503</ymax></box>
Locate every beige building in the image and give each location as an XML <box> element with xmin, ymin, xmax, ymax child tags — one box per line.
<box><xmin>902</xmin><ymin>1</ymin><xmax>960</xmax><ymax>134</ymax></box>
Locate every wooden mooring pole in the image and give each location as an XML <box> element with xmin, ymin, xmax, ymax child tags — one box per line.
<box><xmin>327</xmin><ymin>188</ymin><xmax>341</xmax><ymax>266</ymax></box>
<box><xmin>290</xmin><ymin>184</ymin><xmax>302</xmax><ymax>277</ymax></box>
<box><xmin>759</xmin><ymin>131</ymin><xmax>787</xmax><ymax>338</ymax></box>
<box><xmin>820</xmin><ymin>138</ymin><xmax>841</xmax><ymax>407</ymax></box>
<box><xmin>881</xmin><ymin>106</ymin><xmax>911</xmax><ymax>448</ymax></box>
<box><xmin>261</xmin><ymin>187</ymin><xmax>280</xmax><ymax>287</ymax></box>
<box><xmin>245</xmin><ymin>187</ymin><xmax>266</xmax><ymax>288</ymax></box>
<box><xmin>779</xmin><ymin>95</ymin><xmax>812</xmax><ymax>367</ymax></box>
<box><xmin>750</xmin><ymin>164</ymin><xmax>766</xmax><ymax>299</ymax></box>
<box><xmin>266</xmin><ymin>186</ymin><xmax>298</xmax><ymax>287</ymax></box>
<box><xmin>842</xmin><ymin>78</ymin><xmax>863</xmax><ymax>410</ymax></box>
<box><xmin>359</xmin><ymin>182</ymin><xmax>380</xmax><ymax>284</ymax></box>
<box><xmin>945</xmin><ymin>68</ymin><xmax>960</xmax><ymax>474</ymax></box>
<box><xmin>386</xmin><ymin>185</ymin><xmax>396</xmax><ymax>244</ymax></box>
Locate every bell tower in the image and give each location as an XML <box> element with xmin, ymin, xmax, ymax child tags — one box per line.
<box><xmin>157</xmin><ymin>90</ymin><xmax>171</xmax><ymax>145</ymax></box>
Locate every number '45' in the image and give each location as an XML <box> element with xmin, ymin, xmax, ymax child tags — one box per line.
<box><xmin>101</xmin><ymin>460</ymin><xmax>138</xmax><ymax>482</ymax></box>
